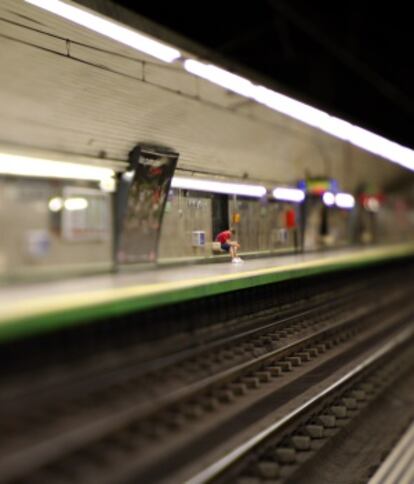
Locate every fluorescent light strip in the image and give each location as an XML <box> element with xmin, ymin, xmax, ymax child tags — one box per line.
<box><xmin>184</xmin><ymin>59</ymin><xmax>414</xmax><ymax>171</ymax></box>
<box><xmin>64</xmin><ymin>197</ymin><xmax>88</xmax><ymax>210</ymax></box>
<box><xmin>272</xmin><ymin>187</ymin><xmax>305</xmax><ymax>203</ymax></box>
<box><xmin>0</xmin><ymin>153</ymin><xmax>115</xmax><ymax>181</ymax></box>
<box><xmin>322</xmin><ymin>192</ymin><xmax>336</xmax><ymax>206</ymax></box>
<box><xmin>25</xmin><ymin>0</ymin><xmax>181</xmax><ymax>63</ymax></box>
<box><xmin>171</xmin><ymin>176</ymin><xmax>266</xmax><ymax>197</ymax></box>
<box><xmin>184</xmin><ymin>60</ymin><xmax>256</xmax><ymax>98</ymax></box>
<box><xmin>322</xmin><ymin>191</ymin><xmax>355</xmax><ymax>209</ymax></box>
<box><xmin>335</xmin><ymin>192</ymin><xmax>355</xmax><ymax>209</ymax></box>
<box><xmin>254</xmin><ymin>86</ymin><xmax>331</xmax><ymax>131</ymax></box>
<box><xmin>48</xmin><ymin>197</ymin><xmax>64</xmax><ymax>212</ymax></box>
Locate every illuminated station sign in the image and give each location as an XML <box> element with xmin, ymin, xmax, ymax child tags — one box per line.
<box><xmin>297</xmin><ymin>178</ymin><xmax>339</xmax><ymax>195</ymax></box>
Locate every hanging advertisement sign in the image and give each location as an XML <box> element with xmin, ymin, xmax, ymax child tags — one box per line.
<box><xmin>117</xmin><ymin>145</ymin><xmax>179</xmax><ymax>264</ymax></box>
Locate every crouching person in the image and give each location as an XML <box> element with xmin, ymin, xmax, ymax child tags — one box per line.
<box><xmin>215</xmin><ymin>228</ymin><xmax>243</xmax><ymax>263</ymax></box>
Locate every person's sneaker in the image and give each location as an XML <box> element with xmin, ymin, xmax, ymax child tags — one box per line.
<box><xmin>232</xmin><ymin>257</ymin><xmax>244</xmax><ymax>263</ymax></box>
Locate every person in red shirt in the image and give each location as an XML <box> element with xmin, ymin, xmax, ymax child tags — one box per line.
<box><xmin>215</xmin><ymin>228</ymin><xmax>243</xmax><ymax>263</ymax></box>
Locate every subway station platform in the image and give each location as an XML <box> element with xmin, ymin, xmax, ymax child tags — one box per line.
<box><xmin>0</xmin><ymin>242</ymin><xmax>413</xmax><ymax>343</ymax></box>
<box><xmin>369</xmin><ymin>421</ymin><xmax>414</xmax><ymax>484</ymax></box>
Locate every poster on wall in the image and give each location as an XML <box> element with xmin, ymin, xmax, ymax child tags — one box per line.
<box><xmin>117</xmin><ymin>145</ymin><xmax>179</xmax><ymax>264</ymax></box>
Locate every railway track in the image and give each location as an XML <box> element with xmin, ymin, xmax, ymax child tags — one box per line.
<box><xmin>0</xmin><ymin>278</ymin><xmax>366</xmax><ymax>405</ymax></box>
<box><xmin>188</xmin><ymin>327</ymin><xmax>414</xmax><ymax>484</ymax></box>
<box><xmin>0</xmin><ymin>270</ymin><xmax>412</xmax><ymax>483</ymax></box>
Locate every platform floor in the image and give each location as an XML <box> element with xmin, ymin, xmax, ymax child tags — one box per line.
<box><xmin>0</xmin><ymin>242</ymin><xmax>413</xmax><ymax>342</ymax></box>
<box><xmin>368</xmin><ymin>421</ymin><xmax>414</xmax><ymax>484</ymax></box>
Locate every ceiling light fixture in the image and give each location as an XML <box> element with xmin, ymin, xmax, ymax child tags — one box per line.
<box><xmin>322</xmin><ymin>192</ymin><xmax>336</xmax><ymax>206</ymax></box>
<box><xmin>0</xmin><ymin>152</ymin><xmax>115</xmax><ymax>182</ymax></box>
<box><xmin>48</xmin><ymin>197</ymin><xmax>64</xmax><ymax>212</ymax></box>
<box><xmin>272</xmin><ymin>187</ymin><xmax>305</xmax><ymax>203</ymax></box>
<box><xmin>25</xmin><ymin>0</ymin><xmax>181</xmax><ymax>63</ymax></box>
<box><xmin>171</xmin><ymin>176</ymin><xmax>266</xmax><ymax>197</ymax></box>
<box><xmin>184</xmin><ymin>60</ymin><xmax>256</xmax><ymax>98</ymax></box>
<box><xmin>64</xmin><ymin>197</ymin><xmax>89</xmax><ymax>210</ymax></box>
<box><xmin>335</xmin><ymin>192</ymin><xmax>355</xmax><ymax>209</ymax></box>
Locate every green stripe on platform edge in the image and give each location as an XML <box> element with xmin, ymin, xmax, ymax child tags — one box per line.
<box><xmin>0</xmin><ymin>244</ymin><xmax>413</xmax><ymax>343</ymax></box>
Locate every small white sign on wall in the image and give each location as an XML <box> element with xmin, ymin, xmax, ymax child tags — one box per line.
<box><xmin>192</xmin><ymin>230</ymin><xmax>206</xmax><ymax>247</ymax></box>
